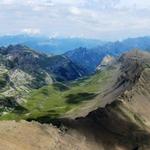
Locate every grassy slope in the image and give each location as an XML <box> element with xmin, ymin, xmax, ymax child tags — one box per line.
<box><xmin>0</xmin><ymin>68</ymin><xmax>115</xmax><ymax>120</ymax></box>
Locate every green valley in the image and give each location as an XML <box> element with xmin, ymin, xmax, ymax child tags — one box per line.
<box><xmin>0</xmin><ymin>67</ymin><xmax>115</xmax><ymax>121</ymax></box>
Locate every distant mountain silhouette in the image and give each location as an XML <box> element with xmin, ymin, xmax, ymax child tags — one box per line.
<box><xmin>0</xmin><ymin>35</ymin><xmax>105</xmax><ymax>54</ymax></box>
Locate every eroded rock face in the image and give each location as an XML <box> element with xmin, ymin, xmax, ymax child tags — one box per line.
<box><xmin>96</xmin><ymin>55</ymin><xmax>116</xmax><ymax>71</ymax></box>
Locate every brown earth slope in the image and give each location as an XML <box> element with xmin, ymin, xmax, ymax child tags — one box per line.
<box><xmin>0</xmin><ymin>120</ymin><xmax>91</xmax><ymax>150</ymax></box>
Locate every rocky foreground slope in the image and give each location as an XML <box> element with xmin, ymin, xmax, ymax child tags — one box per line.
<box><xmin>0</xmin><ymin>50</ymin><xmax>150</xmax><ymax>150</ymax></box>
<box><xmin>0</xmin><ymin>121</ymin><xmax>91</xmax><ymax>150</ymax></box>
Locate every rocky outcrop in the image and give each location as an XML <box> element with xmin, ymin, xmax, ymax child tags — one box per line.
<box><xmin>96</xmin><ymin>55</ymin><xmax>116</xmax><ymax>71</ymax></box>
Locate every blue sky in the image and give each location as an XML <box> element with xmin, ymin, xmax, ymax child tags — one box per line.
<box><xmin>0</xmin><ymin>0</ymin><xmax>150</xmax><ymax>40</ymax></box>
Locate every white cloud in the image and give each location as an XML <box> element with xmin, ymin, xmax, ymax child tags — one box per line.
<box><xmin>22</xmin><ymin>28</ymin><xmax>41</xmax><ymax>35</ymax></box>
<box><xmin>69</xmin><ymin>7</ymin><xmax>81</xmax><ymax>15</ymax></box>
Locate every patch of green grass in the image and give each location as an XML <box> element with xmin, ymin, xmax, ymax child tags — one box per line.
<box><xmin>0</xmin><ymin>113</ymin><xmax>23</xmax><ymax>121</ymax></box>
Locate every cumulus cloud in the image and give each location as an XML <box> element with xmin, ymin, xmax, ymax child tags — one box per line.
<box><xmin>69</xmin><ymin>7</ymin><xmax>81</xmax><ymax>15</ymax></box>
<box><xmin>21</xmin><ymin>28</ymin><xmax>41</xmax><ymax>35</ymax></box>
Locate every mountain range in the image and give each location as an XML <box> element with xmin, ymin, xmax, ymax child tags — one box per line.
<box><xmin>0</xmin><ymin>36</ymin><xmax>150</xmax><ymax>150</ymax></box>
<box><xmin>1</xmin><ymin>35</ymin><xmax>150</xmax><ymax>75</ymax></box>
<box><xmin>0</xmin><ymin>48</ymin><xmax>150</xmax><ymax>150</ymax></box>
<box><xmin>0</xmin><ymin>35</ymin><xmax>105</xmax><ymax>54</ymax></box>
<box><xmin>0</xmin><ymin>35</ymin><xmax>150</xmax><ymax>56</ymax></box>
